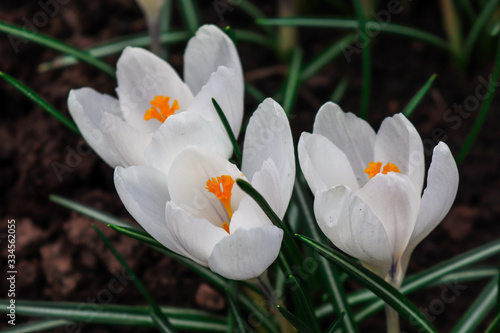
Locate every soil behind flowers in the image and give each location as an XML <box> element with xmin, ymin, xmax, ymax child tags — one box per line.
<box><xmin>0</xmin><ymin>1</ymin><xmax>499</xmax><ymax>332</ymax></box>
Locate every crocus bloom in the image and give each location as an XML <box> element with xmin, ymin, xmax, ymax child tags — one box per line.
<box><xmin>68</xmin><ymin>24</ymin><xmax>243</xmax><ymax>168</ymax></box>
<box><xmin>298</xmin><ymin>102</ymin><xmax>458</xmax><ymax>285</ymax></box>
<box><xmin>114</xmin><ymin>99</ymin><xmax>295</xmax><ymax>280</ymax></box>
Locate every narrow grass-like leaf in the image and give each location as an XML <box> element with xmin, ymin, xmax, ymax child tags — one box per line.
<box><xmin>38</xmin><ymin>31</ymin><xmax>190</xmax><ymax>72</ymax></box>
<box><xmin>0</xmin><ymin>72</ymin><xmax>79</xmax><ymax>134</ymax></box>
<box><xmin>300</xmin><ymin>34</ymin><xmax>356</xmax><ymax>82</ymax></box>
<box><xmin>330</xmin><ymin>76</ymin><xmax>350</xmax><ymax>104</ymax></box>
<box><xmin>1</xmin><ymin>319</ymin><xmax>73</xmax><ymax>333</ymax></box>
<box><xmin>0</xmin><ymin>20</ymin><xmax>115</xmax><ymax>77</ymax></box>
<box><xmin>0</xmin><ymin>300</ymin><xmax>226</xmax><ymax>331</ymax></box>
<box><xmin>352</xmin><ymin>0</ymin><xmax>371</xmax><ymax>119</ymax></box>
<box><xmin>245</xmin><ymin>84</ymin><xmax>267</xmax><ymax>103</ymax></box>
<box><xmin>402</xmin><ymin>74</ymin><xmax>437</xmax><ymax>117</ymax></box>
<box><xmin>346</xmin><ymin>266</ymin><xmax>498</xmax><ymax>307</ymax></box>
<box><xmin>327</xmin><ymin>311</ymin><xmax>346</xmax><ymax>333</ymax></box>
<box><xmin>92</xmin><ymin>225</ymin><xmax>177</xmax><ymax>332</ymax></box>
<box><xmin>108</xmin><ymin>224</ymin><xmax>277</xmax><ymax>332</ymax></box>
<box><xmin>276</xmin><ymin>305</ymin><xmax>311</xmax><ymax>333</ymax></box>
<box><xmin>293</xmin><ymin>177</ymin><xmax>359</xmax><ymax>333</ymax></box>
<box><xmin>456</xmin><ymin>35</ymin><xmax>500</xmax><ymax>164</ymax></box>
<box><xmin>226</xmin><ymin>0</ymin><xmax>275</xmax><ymax>38</ymax></box>
<box><xmin>236</xmin><ymin>179</ymin><xmax>303</xmax><ymax>266</ymax></box>
<box><xmin>234</xmin><ymin>29</ymin><xmax>274</xmax><ymax>48</ymax></box>
<box><xmin>351</xmin><ymin>239</ymin><xmax>500</xmax><ymax>322</ymax></box>
<box><xmin>440</xmin><ymin>0</ymin><xmax>463</xmax><ymax>57</ymax></box>
<box><xmin>226</xmin><ymin>282</ymin><xmax>249</xmax><ymax>333</ymax></box>
<box><xmin>257</xmin><ymin>18</ymin><xmax>452</xmax><ymax>53</ymax></box>
<box><xmin>457</xmin><ymin>0</ymin><xmax>477</xmax><ymax>21</ymax></box>
<box><xmin>297</xmin><ymin>234</ymin><xmax>438</xmax><ymax>333</ymax></box>
<box><xmin>450</xmin><ymin>278</ymin><xmax>498</xmax><ymax>333</ymax></box>
<box><xmin>50</xmin><ymin>194</ymin><xmax>138</xmax><ymax>230</ymax></box>
<box><xmin>177</xmin><ymin>0</ymin><xmax>200</xmax><ymax>34</ymax></box>
<box><xmin>460</xmin><ymin>0</ymin><xmax>500</xmax><ymax>69</ymax></box>
<box><xmin>212</xmin><ymin>98</ymin><xmax>242</xmax><ymax>165</ymax></box>
<box><xmin>485</xmin><ymin>310</ymin><xmax>500</xmax><ymax>333</ymax></box>
<box><xmin>287</xmin><ymin>275</ymin><xmax>321</xmax><ymax>332</ymax></box>
<box><xmin>282</xmin><ymin>47</ymin><xmax>303</xmax><ymax>115</ymax></box>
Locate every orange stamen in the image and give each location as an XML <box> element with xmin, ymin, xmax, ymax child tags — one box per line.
<box><xmin>143</xmin><ymin>96</ymin><xmax>179</xmax><ymax>123</ymax></box>
<box><xmin>364</xmin><ymin>161</ymin><xmax>401</xmax><ymax>179</ymax></box>
<box><xmin>205</xmin><ymin>175</ymin><xmax>235</xmax><ymax>233</ymax></box>
<box><xmin>222</xmin><ymin>222</ymin><xmax>230</xmax><ymax>234</ymax></box>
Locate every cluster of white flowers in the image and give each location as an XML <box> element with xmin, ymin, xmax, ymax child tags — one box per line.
<box><xmin>68</xmin><ymin>25</ymin><xmax>458</xmax><ymax>284</ymax></box>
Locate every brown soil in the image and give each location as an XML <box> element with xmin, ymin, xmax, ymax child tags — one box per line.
<box><xmin>1</xmin><ymin>1</ymin><xmax>499</xmax><ymax>332</ymax></box>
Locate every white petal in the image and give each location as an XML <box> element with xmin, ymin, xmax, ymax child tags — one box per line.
<box><xmin>101</xmin><ymin>112</ymin><xmax>153</xmax><ymax>167</ymax></box>
<box><xmin>313</xmin><ymin>102</ymin><xmax>376</xmax><ymax>185</ymax></box>
<box><xmin>165</xmin><ymin>201</ymin><xmax>228</xmax><ymax>266</ymax></box>
<box><xmin>248</xmin><ymin>158</ymin><xmax>283</xmax><ymax>218</ymax></box>
<box><xmin>229</xmin><ymin>196</ymin><xmax>273</xmax><ymax>232</ymax></box>
<box><xmin>116</xmin><ymin>47</ymin><xmax>194</xmax><ymax>133</ymax></box>
<box><xmin>314</xmin><ymin>186</ymin><xmax>393</xmax><ymax>277</ymax></box>
<box><xmin>114</xmin><ymin>166</ymin><xmax>181</xmax><ymax>252</ymax></box>
<box><xmin>208</xmin><ymin>225</ymin><xmax>283</xmax><ymax>280</ymax></box>
<box><xmin>168</xmin><ymin>147</ymin><xmax>246</xmax><ymax>226</ymax></box>
<box><xmin>407</xmin><ymin>142</ymin><xmax>459</xmax><ymax>250</ymax></box>
<box><xmin>184</xmin><ymin>25</ymin><xmax>243</xmax><ymax>95</ymax></box>
<box><xmin>187</xmin><ymin>66</ymin><xmax>244</xmax><ymax>138</ymax></box>
<box><xmin>374</xmin><ymin>113</ymin><xmax>425</xmax><ymax>193</ymax></box>
<box><xmin>144</xmin><ymin>112</ymin><xmax>232</xmax><ymax>174</ymax></box>
<box><xmin>67</xmin><ymin>88</ymin><xmax>122</xmax><ymax>167</ymax></box>
<box><xmin>356</xmin><ymin>173</ymin><xmax>420</xmax><ymax>260</ymax></box>
<box><xmin>298</xmin><ymin>133</ymin><xmax>359</xmax><ymax>194</ymax></box>
<box><xmin>242</xmin><ymin>98</ymin><xmax>295</xmax><ymax>207</ymax></box>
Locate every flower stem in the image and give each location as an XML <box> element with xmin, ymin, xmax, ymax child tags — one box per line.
<box><xmin>385</xmin><ymin>304</ymin><xmax>400</xmax><ymax>333</ymax></box>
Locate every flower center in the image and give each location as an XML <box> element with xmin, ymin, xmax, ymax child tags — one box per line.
<box><xmin>143</xmin><ymin>95</ymin><xmax>179</xmax><ymax>123</ymax></box>
<box><xmin>364</xmin><ymin>161</ymin><xmax>401</xmax><ymax>179</ymax></box>
<box><xmin>205</xmin><ymin>175</ymin><xmax>235</xmax><ymax>234</ymax></box>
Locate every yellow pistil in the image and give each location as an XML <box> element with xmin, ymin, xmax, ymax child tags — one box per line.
<box><xmin>364</xmin><ymin>161</ymin><xmax>401</xmax><ymax>179</ymax></box>
<box><xmin>205</xmin><ymin>175</ymin><xmax>235</xmax><ymax>234</ymax></box>
<box><xmin>143</xmin><ymin>95</ymin><xmax>179</xmax><ymax>123</ymax></box>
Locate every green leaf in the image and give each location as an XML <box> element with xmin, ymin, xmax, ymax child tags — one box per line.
<box><xmin>330</xmin><ymin>76</ymin><xmax>350</xmax><ymax>104</ymax></box>
<box><xmin>354</xmin><ymin>239</ymin><xmax>500</xmax><ymax>322</ymax></box>
<box><xmin>108</xmin><ymin>224</ymin><xmax>279</xmax><ymax>332</ymax></box>
<box><xmin>0</xmin><ymin>72</ymin><xmax>79</xmax><ymax>135</ymax></box>
<box><xmin>92</xmin><ymin>225</ymin><xmax>177</xmax><ymax>332</ymax></box>
<box><xmin>177</xmin><ymin>0</ymin><xmax>200</xmax><ymax>34</ymax></box>
<box><xmin>38</xmin><ymin>31</ymin><xmax>190</xmax><ymax>72</ymax></box>
<box><xmin>456</xmin><ymin>35</ymin><xmax>500</xmax><ymax>164</ymax></box>
<box><xmin>50</xmin><ymin>194</ymin><xmax>139</xmax><ymax>230</ymax></box>
<box><xmin>287</xmin><ymin>275</ymin><xmax>321</xmax><ymax>333</ymax></box>
<box><xmin>296</xmin><ymin>234</ymin><xmax>438</xmax><ymax>333</ymax></box>
<box><xmin>0</xmin><ymin>300</ymin><xmax>227</xmax><ymax>331</ymax></box>
<box><xmin>245</xmin><ymin>84</ymin><xmax>267</xmax><ymax>103</ymax></box>
<box><xmin>484</xmin><ymin>310</ymin><xmax>500</xmax><ymax>333</ymax></box>
<box><xmin>235</xmin><ymin>179</ymin><xmax>303</xmax><ymax>266</ymax></box>
<box><xmin>1</xmin><ymin>319</ymin><xmax>73</xmax><ymax>333</ymax></box>
<box><xmin>352</xmin><ymin>0</ymin><xmax>371</xmax><ymax>119</ymax></box>
<box><xmin>0</xmin><ymin>20</ymin><xmax>115</xmax><ymax>77</ymax></box>
<box><xmin>277</xmin><ymin>305</ymin><xmax>311</xmax><ymax>333</ymax></box>
<box><xmin>212</xmin><ymin>98</ymin><xmax>242</xmax><ymax>165</ymax></box>
<box><xmin>282</xmin><ymin>47</ymin><xmax>303</xmax><ymax>115</ymax></box>
<box><xmin>257</xmin><ymin>18</ymin><xmax>452</xmax><ymax>53</ymax></box>
<box><xmin>327</xmin><ymin>311</ymin><xmax>346</xmax><ymax>333</ymax></box>
<box><xmin>402</xmin><ymin>74</ymin><xmax>437</xmax><ymax>117</ymax></box>
<box><xmin>226</xmin><ymin>282</ymin><xmax>249</xmax><ymax>333</ymax></box>
<box><xmin>450</xmin><ymin>278</ymin><xmax>498</xmax><ymax>333</ymax></box>
<box><xmin>460</xmin><ymin>0</ymin><xmax>500</xmax><ymax>69</ymax></box>
<box><xmin>293</xmin><ymin>176</ymin><xmax>359</xmax><ymax>333</ymax></box>
<box><xmin>300</xmin><ymin>34</ymin><xmax>356</xmax><ymax>82</ymax></box>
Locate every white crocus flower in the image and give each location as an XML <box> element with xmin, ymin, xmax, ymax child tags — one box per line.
<box><xmin>298</xmin><ymin>102</ymin><xmax>459</xmax><ymax>286</ymax></box>
<box><xmin>67</xmin><ymin>24</ymin><xmax>243</xmax><ymax>168</ymax></box>
<box><xmin>114</xmin><ymin>99</ymin><xmax>295</xmax><ymax>280</ymax></box>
